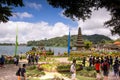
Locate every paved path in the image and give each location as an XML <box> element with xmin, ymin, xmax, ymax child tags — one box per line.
<box><xmin>0</xmin><ymin>64</ymin><xmax>18</xmax><ymax>80</ymax></box>
<box><xmin>53</xmin><ymin>57</ymin><xmax>71</xmax><ymax>63</ymax></box>
<box><xmin>39</xmin><ymin>72</ymin><xmax>71</xmax><ymax>80</ymax></box>
<box><xmin>108</xmin><ymin>71</ymin><xmax>120</xmax><ymax>80</ymax></box>
<box><xmin>0</xmin><ymin>60</ymin><xmax>26</xmax><ymax>80</ymax></box>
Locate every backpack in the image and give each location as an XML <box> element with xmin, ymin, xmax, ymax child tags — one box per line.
<box><xmin>102</xmin><ymin>63</ymin><xmax>108</xmax><ymax>71</ymax></box>
<box><xmin>16</xmin><ymin>68</ymin><xmax>21</xmax><ymax>76</ymax></box>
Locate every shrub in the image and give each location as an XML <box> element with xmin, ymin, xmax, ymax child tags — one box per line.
<box><xmin>78</xmin><ymin>69</ymin><xmax>96</xmax><ymax>78</ymax></box>
<box><xmin>84</xmin><ymin>66</ymin><xmax>95</xmax><ymax>71</ymax></box>
<box><xmin>27</xmin><ymin>65</ymin><xmax>45</xmax><ymax>77</ymax></box>
<box><xmin>39</xmin><ymin>63</ymin><xmax>57</xmax><ymax>72</ymax></box>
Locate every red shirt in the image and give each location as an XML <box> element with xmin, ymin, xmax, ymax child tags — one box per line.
<box><xmin>95</xmin><ymin>63</ymin><xmax>100</xmax><ymax>70</ymax></box>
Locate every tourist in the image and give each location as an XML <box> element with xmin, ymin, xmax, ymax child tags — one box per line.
<box><xmin>115</xmin><ymin>56</ymin><xmax>119</xmax><ymax>63</ymax></box>
<box><xmin>94</xmin><ymin>59</ymin><xmax>101</xmax><ymax>80</ymax></box>
<box><xmin>113</xmin><ymin>61</ymin><xmax>119</xmax><ymax>77</ymax></box>
<box><xmin>109</xmin><ymin>56</ymin><xmax>113</xmax><ymax>66</ymax></box>
<box><xmin>82</xmin><ymin>57</ymin><xmax>86</xmax><ymax>67</ymax></box>
<box><xmin>31</xmin><ymin>55</ymin><xmax>35</xmax><ymax>65</ymax></box>
<box><xmin>35</xmin><ymin>54</ymin><xmax>39</xmax><ymax>64</ymax></box>
<box><xmin>16</xmin><ymin>56</ymin><xmax>19</xmax><ymax>66</ymax></box>
<box><xmin>70</xmin><ymin>59</ymin><xmax>76</xmax><ymax>80</ymax></box>
<box><xmin>118</xmin><ymin>61</ymin><xmax>120</xmax><ymax>79</ymax></box>
<box><xmin>14</xmin><ymin>57</ymin><xmax>17</xmax><ymax>65</ymax></box>
<box><xmin>27</xmin><ymin>54</ymin><xmax>31</xmax><ymax>65</ymax></box>
<box><xmin>16</xmin><ymin>64</ymin><xmax>21</xmax><ymax>80</ymax></box>
<box><xmin>0</xmin><ymin>55</ymin><xmax>5</xmax><ymax>68</ymax></box>
<box><xmin>100</xmin><ymin>56</ymin><xmax>104</xmax><ymax>64</ymax></box>
<box><xmin>101</xmin><ymin>59</ymin><xmax>110</xmax><ymax>80</ymax></box>
<box><xmin>92</xmin><ymin>56</ymin><xmax>95</xmax><ymax>66</ymax></box>
<box><xmin>21</xmin><ymin>64</ymin><xmax>27</xmax><ymax>80</ymax></box>
<box><xmin>89</xmin><ymin>56</ymin><xmax>93</xmax><ymax>67</ymax></box>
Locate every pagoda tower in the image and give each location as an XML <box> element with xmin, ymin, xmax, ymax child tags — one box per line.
<box><xmin>75</xmin><ymin>27</ymin><xmax>85</xmax><ymax>50</ymax></box>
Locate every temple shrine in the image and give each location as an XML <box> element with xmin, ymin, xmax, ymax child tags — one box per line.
<box><xmin>75</xmin><ymin>27</ymin><xmax>85</xmax><ymax>50</ymax></box>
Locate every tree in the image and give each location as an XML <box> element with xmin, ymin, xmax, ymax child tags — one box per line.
<box><xmin>84</xmin><ymin>40</ymin><xmax>92</xmax><ymax>49</ymax></box>
<box><xmin>0</xmin><ymin>0</ymin><xmax>24</xmax><ymax>23</ymax></box>
<box><xmin>47</xmin><ymin>0</ymin><xmax>120</xmax><ymax>35</ymax></box>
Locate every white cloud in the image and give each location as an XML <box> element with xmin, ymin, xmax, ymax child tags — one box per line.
<box><xmin>77</xmin><ymin>8</ymin><xmax>119</xmax><ymax>40</ymax></box>
<box><xmin>26</xmin><ymin>2</ymin><xmax>42</xmax><ymax>10</ymax></box>
<box><xmin>13</xmin><ymin>12</ymin><xmax>33</xmax><ymax>19</ymax></box>
<box><xmin>0</xmin><ymin>21</ymin><xmax>76</xmax><ymax>43</ymax></box>
<box><xmin>0</xmin><ymin>19</ymin><xmax>119</xmax><ymax>44</ymax></box>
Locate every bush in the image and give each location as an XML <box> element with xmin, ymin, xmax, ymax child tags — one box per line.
<box><xmin>27</xmin><ymin>65</ymin><xmax>36</xmax><ymax>70</ymax></box>
<box><xmin>27</xmin><ymin>65</ymin><xmax>45</xmax><ymax>77</ymax></box>
<box><xmin>84</xmin><ymin>66</ymin><xmax>95</xmax><ymax>71</ymax></box>
<box><xmin>78</xmin><ymin>69</ymin><xmax>96</xmax><ymax>78</ymax></box>
<box><xmin>57</xmin><ymin>63</ymin><xmax>82</xmax><ymax>72</ymax></box>
<box><xmin>39</xmin><ymin>63</ymin><xmax>57</xmax><ymax>72</ymax></box>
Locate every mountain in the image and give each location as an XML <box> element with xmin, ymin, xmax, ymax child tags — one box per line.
<box><xmin>27</xmin><ymin>34</ymin><xmax>112</xmax><ymax>47</ymax></box>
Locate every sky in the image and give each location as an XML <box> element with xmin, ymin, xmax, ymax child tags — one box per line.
<box><xmin>0</xmin><ymin>0</ymin><xmax>119</xmax><ymax>43</ymax></box>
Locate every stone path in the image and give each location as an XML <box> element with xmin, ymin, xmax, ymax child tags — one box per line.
<box><xmin>0</xmin><ymin>64</ymin><xmax>18</xmax><ymax>80</ymax></box>
<box><xmin>108</xmin><ymin>71</ymin><xmax>120</xmax><ymax>80</ymax></box>
<box><xmin>39</xmin><ymin>72</ymin><xmax>71</xmax><ymax>80</ymax></box>
<box><xmin>53</xmin><ymin>57</ymin><xmax>70</xmax><ymax>63</ymax></box>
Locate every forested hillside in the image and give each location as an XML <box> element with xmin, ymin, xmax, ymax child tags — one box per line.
<box><xmin>27</xmin><ymin>34</ymin><xmax>112</xmax><ymax>47</ymax></box>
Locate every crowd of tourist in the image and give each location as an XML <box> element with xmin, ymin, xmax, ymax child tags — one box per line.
<box><xmin>26</xmin><ymin>54</ymin><xmax>40</xmax><ymax>65</ymax></box>
<box><xmin>82</xmin><ymin>56</ymin><xmax>120</xmax><ymax>80</ymax></box>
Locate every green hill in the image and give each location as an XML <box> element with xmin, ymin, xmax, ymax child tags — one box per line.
<box><xmin>27</xmin><ymin>34</ymin><xmax>112</xmax><ymax>47</ymax></box>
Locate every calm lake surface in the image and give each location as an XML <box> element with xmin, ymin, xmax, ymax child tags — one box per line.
<box><xmin>0</xmin><ymin>46</ymin><xmax>67</xmax><ymax>56</ymax></box>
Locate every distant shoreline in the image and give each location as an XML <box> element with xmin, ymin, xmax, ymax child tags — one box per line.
<box><xmin>0</xmin><ymin>43</ymin><xmax>26</xmax><ymax>46</ymax></box>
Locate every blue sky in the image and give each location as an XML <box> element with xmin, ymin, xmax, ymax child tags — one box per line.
<box><xmin>0</xmin><ymin>0</ymin><xmax>119</xmax><ymax>43</ymax></box>
<box><xmin>10</xmin><ymin>0</ymin><xmax>77</xmax><ymax>26</ymax></box>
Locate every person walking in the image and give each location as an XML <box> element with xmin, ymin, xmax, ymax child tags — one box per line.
<box><xmin>70</xmin><ymin>59</ymin><xmax>76</xmax><ymax>80</ymax></box>
<box><xmin>113</xmin><ymin>61</ymin><xmax>119</xmax><ymax>77</ymax></box>
<box><xmin>16</xmin><ymin>64</ymin><xmax>21</xmax><ymax>80</ymax></box>
<box><xmin>89</xmin><ymin>56</ymin><xmax>93</xmax><ymax>67</ymax></box>
<box><xmin>118</xmin><ymin>61</ymin><xmax>120</xmax><ymax>79</ymax></box>
<box><xmin>101</xmin><ymin>59</ymin><xmax>110</xmax><ymax>80</ymax></box>
<box><xmin>35</xmin><ymin>54</ymin><xmax>39</xmax><ymax>64</ymax></box>
<box><xmin>21</xmin><ymin>64</ymin><xmax>27</xmax><ymax>80</ymax></box>
<box><xmin>94</xmin><ymin>59</ymin><xmax>101</xmax><ymax>80</ymax></box>
<box><xmin>0</xmin><ymin>55</ymin><xmax>5</xmax><ymax>68</ymax></box>
<box><xmin>82</xmin><ymin>57</ymin><xmax>86</xmax><ymax>67</ymax></box>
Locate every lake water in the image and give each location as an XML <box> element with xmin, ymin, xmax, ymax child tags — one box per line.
<box><xmin>0</xmin><ymin>46</ymin><xmax>67</xmax><ymax>56</ymax></box>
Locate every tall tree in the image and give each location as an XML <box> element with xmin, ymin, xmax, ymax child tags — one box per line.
<box><xmin>0</xmin><ymin>0</ymin><xmax>24</xmax><ymax>23</ymax></box>
<box><xmin>47</xmin><ymin>0</ymin><xmax>120</xmax><ymax>35</ymax></box>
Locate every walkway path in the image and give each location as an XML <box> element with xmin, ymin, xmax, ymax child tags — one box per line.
<box><xmin>0</xmin><ymin>64</ymin><xmax>18</xmax><ymax>80</ymax></box>
<box><xmin>53</xmin><ymin>57</ymin><xmax>70</xmax><ymax>63</ymax></box>
<box><xmin>108</xmin><ymin>71</ymin><xmax>119</xmax><ymax>80</ymax></box>
<box><xmin>0</xmin><ymin>60</ymin><xmax>26</xmax><ymax>80</ymax></box>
